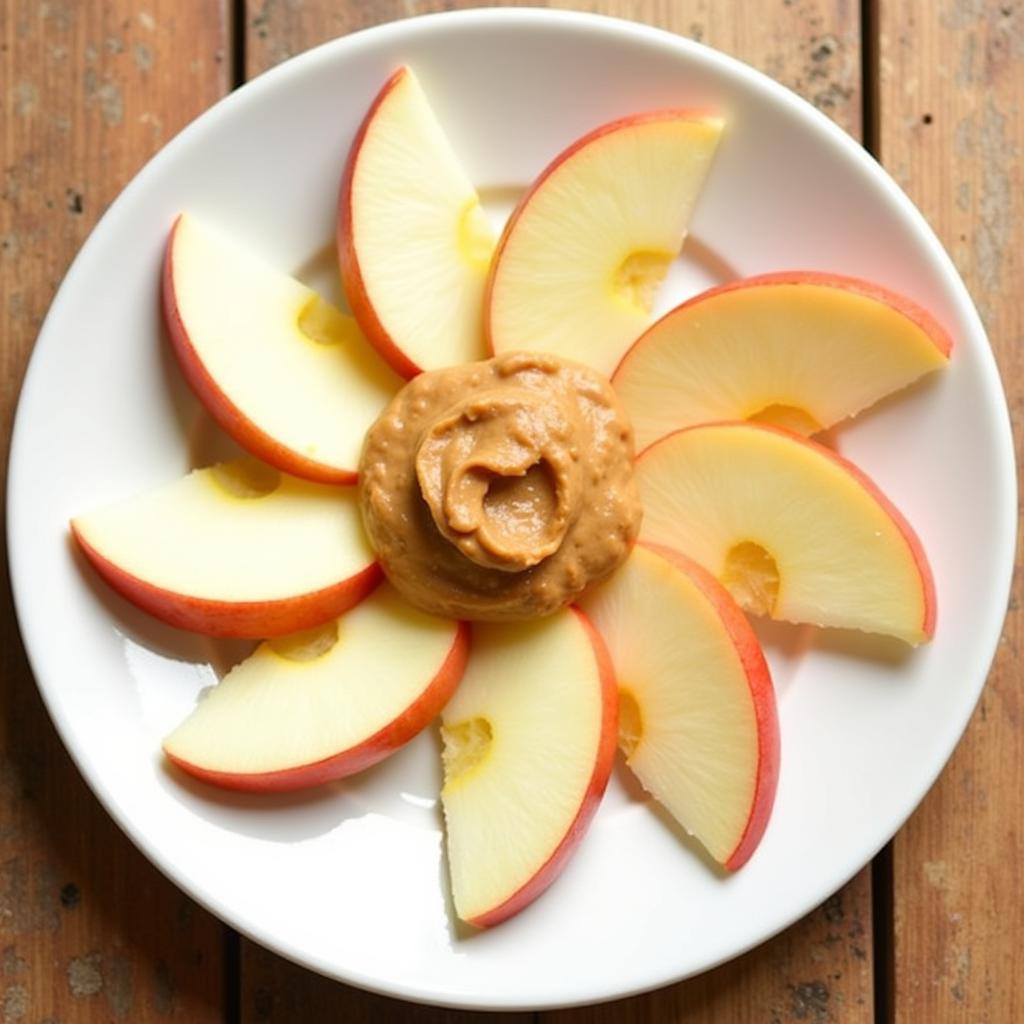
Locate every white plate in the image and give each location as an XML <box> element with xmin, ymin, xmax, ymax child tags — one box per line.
<box><xmin>8</xmin><ymin>8</ymin><xmax>1016</xmax><ymax>1011</ymax></box>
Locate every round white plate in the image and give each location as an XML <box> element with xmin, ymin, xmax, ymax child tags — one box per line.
<box><xmin>8</xmin><ymin>8</ymin><xmax>1016</xmax><ymax>1011</ymax></box>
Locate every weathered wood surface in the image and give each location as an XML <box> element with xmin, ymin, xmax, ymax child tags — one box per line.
<box><xmin>3</xmin><ymin>0</ymin><xmax>1020</xmax><ymax>1020</ymax></box>
<box><xmin>242</xmin><ymin>1</ymin><xmax>872</xmax><ymax>1019</ymax></box>
<box><xmin>877</xmin><ymin>3</ymin><xmax>1024</xmax><ymax>1022</ymax></box>
<box><xmin>0</xmin><ymin>2</ymin><xmax>231</xmax><ymax>1021</ymax></box>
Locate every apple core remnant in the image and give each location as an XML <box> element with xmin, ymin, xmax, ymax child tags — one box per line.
<box><xmin>359</xmin><ymin>351</ymin><xmax>642</xmax><ymax>620</ymax></box>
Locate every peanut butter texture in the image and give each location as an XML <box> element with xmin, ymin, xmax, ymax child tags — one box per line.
<box><xmin>359</xmin><ymin>352</ymin><xmax>642</xmax><ymax>620</ymax></box>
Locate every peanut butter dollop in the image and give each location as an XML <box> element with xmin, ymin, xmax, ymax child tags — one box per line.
<box><xmin>359</xmin><ymin>351</ymin><xmax>642</xmax><ymax>620</ymax></box>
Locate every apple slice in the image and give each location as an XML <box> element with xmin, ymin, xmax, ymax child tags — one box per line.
<box><xmin>486</xmin><ymin>111</ymin><xmax>723</xmax><ymax>377</ymax></box>
<box><xmin>440</xmin><ymin>607</ymin><xmax>616</xmax><ymax>927</ymax></box>
<box><xmin>579</xmin><ymin>544</ymin><xmax>778</xmax><ymax>869</ymax></box>
<box><xmin>163</xmin><ymin>585</ymin><xmax>469</xmax><ymax>791</ymax></box>
<box><xmin>614</xmin><ymin>271</ymin><xmax>953</xmax><ymax>450</ymax></box>
<box><xmin>71</xmin><ymin>458</ymin><xmax>379</xmax><ymax>638</ymax></box>
<box><xmin>164</xmin><ymin>214</ymin><xmax>401</xmax><ymax>484</ymax></box>
<box><xmin>338</xmin><ymin>66</ymin><xmax>495</xmax><ymax>377</ymax></box>
<box><xmin>636</xmin><ymin>422</ymin><xmax>936</xmax><ymax>645</ymax></box>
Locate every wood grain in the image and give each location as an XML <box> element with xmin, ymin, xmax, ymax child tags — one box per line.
<box><xmin>241</xmin><ymin>2</ymin><xmax>873</xmax><ymax>1020</ymax></box>
<box><xmin>4</xmin><ymin>1</ymin><xmax>1019</xmax><ymax>1020</ymax></box>
<box><xmin>877</xmin><ymin>2</ymin><xmax>1023</xmax><ymax>1020</ymax></box>
<box><xmin>0</xmin><ymin>2</ymin><xmax>230</xmax><ymax>1020</ymax></box>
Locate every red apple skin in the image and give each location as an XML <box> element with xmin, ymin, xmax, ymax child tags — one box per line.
<box><xmin>164</xmin><ymin>621</ymin><xmax>470</xmax><ymax>791</ymax></box>
<box><xmin>483</xmin><ymin>108</ymin><xmax>719</xmax><ymax>357</ymax></box>
<box><xmin>337</xmin><ymin>67</ymin><xmax>424</xmax><ymax>380</ymax></box>
<box><xmin>466</xmin><ymin>606</ymin><xmax>618</xmax><ymax>929</ymax></box>
<box><xmin>71</xmin><ymin>520</ymin><xmax>382</xmax><ymax>639</ymax></box>
<box><xmin>613</xmin><ymin>269</ymin><xmax>954</xmax><ymax>381</ymax></box>
<box><xmin>162</xmin><ymin>216</ymin><xmax>359</xmax><ymax>485</ymax></box>
<box><xmin>637</xmin><ymin>421</ymin><xmax>938</xmax><ymax>642</ymax></box>
<box><xmin>639</xmin><ymin>541</ymin><xmax>779</xmax><ymax>870</ymax></box>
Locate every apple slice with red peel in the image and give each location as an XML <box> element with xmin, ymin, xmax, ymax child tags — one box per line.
<box><xmin>338</xmin><ymin>66</ymin><xmax>495</xmax><ymax>377</ymax></box>
<box><xmin>579</xmin><ymin>543</ymin><xmax>778</xmax><ymax>869</ymax></box>
<box><xmin>636</xmin><ymin>422</ymin><xmax>936</xmax><ymax>645</ymax></box>
<box><xmin>613</xmin><ymin>271</ymin><xmax>953</xmax><ymax>451</ymax></box>
<box><xmin>163</xmin><ymin>585</ymin><xmax>468</xmax><ymax>792</ymax></box>
<box><xmin>486</xmin><ymin>111</ymin><xmax>723</xmax><ymax>377</ymax></box>
<box><xmin>440</xmin><ymin>607</ymin><xmax>617</xmax><ymax>927</ymax></box>
<box><xmin>71</xmin><ymin>458</ymin><xmax>379</xmax><ymax>638</ymax></box>
<box><xmin>164</xmin><ymin>214</ymin><xmax>401</xmax><ymax>484</ymax></box>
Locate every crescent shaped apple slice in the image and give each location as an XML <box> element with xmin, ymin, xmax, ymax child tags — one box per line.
<box><xmin>580</xmin><ymin>543</ymin><xmax>779</xmax><ymax>870</ymax></box>
<box><xmin>614</xmin><ymin>271</ymin><xmax>952</xmax><ymax>451</ymax></box>
<box><xmin>338</xmin><ymin>66</ymin><xmax>495</xmax><ymax>377</ymax></box>
<box><xmin>635</xmin><ymin>422</ymin><xmax>936</xmax><ymax>645</ymax></box>
<box><xmin>71</xmin><ymin>458</ymin><xmax>380</xmax><ymax>638</ymax></box>
<box><xmin>163</xmin><ymin>585</ymin><xmax>469</xmax><ymax>791</ymax></box>
<box><xmin>486</xmin><ymin>110</ymin><xmax>723</xmax><ymax>377</ymax></box>
<box><xmin>164</xmin><ymin>213</ymin><xmax>401</xmax><ymax>484</ymax></box>
<box><xmin>439</xmin><ymin>607</ymin><xmax>617</xmax><ymax>928</ymax></box>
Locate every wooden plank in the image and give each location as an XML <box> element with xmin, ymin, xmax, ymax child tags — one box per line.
<box><xmin>240</xmin><ymin>1</ymin><xmax>874</xmax><ymax>1020</ymax></box>
<box><xmin>0</xmin><ymin>1</ymin><xmax>230</xmax><ymax>1020</ymax></box>
<box><xmin>877</xmin><ymin>3</ymin><xmax>1024</xmax><ymax>1021</ymax></box>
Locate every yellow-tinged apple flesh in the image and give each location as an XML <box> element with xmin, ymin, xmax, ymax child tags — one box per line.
<box><xmin>486</xmin><ymin>111</ymin><xmax>723</xmax><ymax>377</ymax></box>
<box><xmin>163</xmin><ymin>585</ymin><xmax>469</xmax><ymax>791</ymax></box>
<box><xmin>613</xmin><ymin>271</ymin><xmax>953</xmax><ymax>450</ymax></box>
<box><xmin>440</xmin><ymin>607</ymin><xmax>617</xmax><ymax>928</ymax></box>
<box><xmin>164</xmin><ymin>214</ymin><xmax>400</xmax><ymax>483</ymax></box>
<box><xmin>580</xmin><ymin>544</ymin><xmax>778</xmax><ymax>869</ymax></box>
<box><xmin>338</xmin><ymin>66</ymin><xmax>495</xmax><ymax>377</ymax></box>
<box><xmin>635</xmin><ymin>422</ymin><xmax>935</xmax><ymax>645</ymax></box>
<box><xmin>71</xmin><ymin>458</ymin><xmax>379</xmax><ymax>638</ymax></box>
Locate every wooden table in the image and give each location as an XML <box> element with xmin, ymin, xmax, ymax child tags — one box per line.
<box><xmin>1</xmin><ymin>2</ymin><xmax>1020</xmax><ymax>1020</ymax></box>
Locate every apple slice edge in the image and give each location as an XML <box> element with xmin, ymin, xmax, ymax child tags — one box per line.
<box><xmin>464</xmin><ymin>607</ymin><xmax>618</xmax><ymax>929</ymax></box>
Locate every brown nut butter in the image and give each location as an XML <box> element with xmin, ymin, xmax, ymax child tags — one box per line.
<box><xmin>359</xmin><ymin>351</ymin><xmax>642</xmax><ymax>620</ymax></box>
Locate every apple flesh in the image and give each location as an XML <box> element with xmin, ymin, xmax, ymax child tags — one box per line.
<box><xmin>338</xmin><ymin>66</ymin><xmax>495</xmax><ymax>377</ymax></box>
<box><xmin>71</xmin><ymin>458</ymin><xmax>379</xmax><ymax>638</ymax></box>
<box><xmin>164</xmin><ymin>214</ymin><xmax>401</xmax><ymax>484</ymax></box>
<box><xmin>440</xmin><ymin>607</ymin><xmax>617</xmax><ymax>927</ymax></box>
<box><xmin>613</xmin><ymin>271</ymin><xmax>953</xmax><ymax>451</ymax></box>
<box><xmin>486</xmin><ymin>110</ymin><xmax>723</xmax><ymax>377</ymax></box>
<box><xmin>635</xmin><ymin>422</ymin><xmax>936</xmax><ymax>645</ymax></box>
<box><xmin>580</xmin><ymin>543</ymin><xmax>779</xmax><ymax>869</ymax></box>
<box><xmin>163</xmin><ymin>585</ymin><xmax>469</xmax><ymax>791</ymax></box>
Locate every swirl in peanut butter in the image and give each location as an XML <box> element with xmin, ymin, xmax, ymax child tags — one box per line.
<box><xmin>359</xmin><ymin>352</ymin><xmax>642</xmax><ymax>620</ymax></box>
